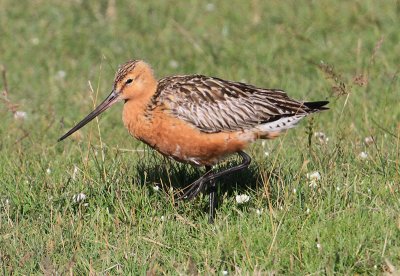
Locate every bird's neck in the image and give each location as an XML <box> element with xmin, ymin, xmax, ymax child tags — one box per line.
<box><xmin>122</xmin><ymin>79</ymin><xmax>158</xmax><ymax>138</ymax></box>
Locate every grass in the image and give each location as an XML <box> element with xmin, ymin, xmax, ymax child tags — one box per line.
<box><xmin>0</xmin><ymin>0</ymin><xmax>399</xmax><ymax>274</ymax></box>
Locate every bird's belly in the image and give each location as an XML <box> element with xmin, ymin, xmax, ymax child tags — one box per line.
<box><xmin>153</xmin><ymin>131</ymin><xmax>243</xmax><ymax>166</ymax></box>
<box><xmin>125</xmin><ymin>110</ymin><xmax>252</xmax><ymax>166</ymax></box>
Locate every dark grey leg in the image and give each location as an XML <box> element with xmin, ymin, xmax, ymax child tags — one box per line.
<box><xmin>177</xmin><ymin>151</ymin><xmax>252</xmax><ymax>223</ymax></box>
<box><xmin>206</xmin><ymin>165</ymin><xmax>216</xmax><ymax>223</ymax></box>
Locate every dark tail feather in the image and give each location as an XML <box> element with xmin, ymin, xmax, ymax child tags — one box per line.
<box><xmin>304</xmin><ymin>101</ymin><xmax>329</xmax><ymax>111</ymax></box>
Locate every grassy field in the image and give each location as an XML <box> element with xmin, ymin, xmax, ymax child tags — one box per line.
<box><xmin>1</xmin><ymin>0</ymin><xmax>399</xmax><ymax>274</ymax></box>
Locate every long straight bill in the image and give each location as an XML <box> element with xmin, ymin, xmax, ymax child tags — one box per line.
<box><xmin>58</xmin><ymin>90</ymin><xmax>119</xmax><ymax>142</ymax></box>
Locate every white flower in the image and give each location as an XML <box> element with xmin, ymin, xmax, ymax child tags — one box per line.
<box><xmin>161</xmin><ymin>215</ymin><xmax>165</xmax><ymax>221</ymax></box>
<box><xmin>316</xmin><ymin>243</ymin><xmax>321</xmax><ymax>249</ymax></box>
<box><xmin>306</xmin><ymin>208</ymin><xmax>310</xmax><ymax>214</ymax></box>
<box><xmin>14</xmin><ymin>111</ymin><xmax>27</xmax><ymax>120</ymax></box>
<box><xmin>31</xmin><ymin>37</ymin><xmax>40</xmax><ymax>45</ymax></box>
<box><xmin>256</xmin><ymin>209</ymin><xmax>262</xmax><ymax>215</ymax></box>
<box><xmin>336</xmin><ymin>186</ymin><xmax>340</xmax><ymax>191</ymax></box>
<box><xmin>314</xmin><ymin>132</ymin><xmax>329</xmax><ymax>144</ymax></box>
<box><xmin>264</xmin><ymin>151</ymin><xmax>270</xmax><ymax>157</ymax></box>
<box><xmin>306</xmin><ymin>171</ymin><xmax>321</xmax><ymax>181</ymax></box>
<box><xmin>307</xmin><ymin>172</ymin><xmax>320</xmax><ymax>189</ymax></box>
<box><xmin>293</xmin><ymin>188</ymin><xmax>297</xmax><ymax>194</ymax></box>
<box><xmin>359</xmin><ymin>151</ymin><xmax>368</xmax><ymax>159</ymax></box>
<box><xmin>153</xmin><ymin>185</ymin><xmax>160</xmax><ymax>192</ymax></box>
<box><xmin>205</xmin><ymin>3</ymin><xmax>215</xmax><ymax>11</ymax></box>
<box><xmin>222</xmin><ymin>270</ymin><xmax>228</xmax><ymax>275</ymax></box>
<box><xmin>73</xmin><ymin>193</ymin><xmax>86</xmax><ymax>203</ymax></box>
<box><xmin>46</xmin><ymin>168</ymin><xmax>51</xmax><ymax>174</ymax></box>
<box><xmin>261</xmin><ymin>141</ymin><xmax>266</xmax><ymax>147</ymax></box>
<box><xmin>55</xmin><ymin>70</ymin><xmax>66</xmax><ymax>80</ymax></box>
<box><xmin>309</xmin><ymin>180</ymin><xmax>317</xmax><ymax>188</ymax></box>
<box><xmin>168</xmin><ymin>60</ymin><xmax>179</xmax><ymax>69</ymax></box>
<box><xmin>235</xmin><ymin>194</ymin><xmax>250</xmax><ymax>204</ymax></box>
<box><xmin>364</xmin><ymin>136</ymin><xmax>374</xmax><ymax>146</ymax></box>
<box><xmin>72</xmin><ymin>165</ymin><xmax>79</xmax><ymax>180</ymax></box>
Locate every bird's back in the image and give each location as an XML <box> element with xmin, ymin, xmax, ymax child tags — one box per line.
<box><xmin>149</xmin><ymin>75</ymin><xmax>328</xmax><ymax>135</ymax></box>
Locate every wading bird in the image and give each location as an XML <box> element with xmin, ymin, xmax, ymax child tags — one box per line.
<box><xmin>59</xmin><ymin>60</ymin><xmax>328</xmax><ymax>223</ymax></box>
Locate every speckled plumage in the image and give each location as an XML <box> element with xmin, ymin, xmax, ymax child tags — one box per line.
<box><xmin>149</xmin><ymin>74</ymin><xmax>328</xmax><ymax>134</ymax></box>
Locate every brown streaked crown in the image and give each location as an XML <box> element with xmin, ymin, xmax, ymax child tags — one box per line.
<box><xmin>114</xmin><ymin>60</ymin><xmax>140</xmax><ymax>84</ymax></box>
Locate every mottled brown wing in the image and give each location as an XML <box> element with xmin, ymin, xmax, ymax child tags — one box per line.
<box><xmin>150</xmin><ymin>75</ymin><xmax>314</xmax><ymax>133</ymax></box>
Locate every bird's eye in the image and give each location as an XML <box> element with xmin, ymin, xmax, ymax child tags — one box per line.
<box><xmin>125</xmin><ymin>78</ymin><xmax>133</xmax><ymax>84</ymax></box>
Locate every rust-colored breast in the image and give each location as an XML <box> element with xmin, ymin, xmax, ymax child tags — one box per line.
<box><xmin>123</xmin><ymin>102</ymin><xmax>251</xmax><ymax>166</ymax></box>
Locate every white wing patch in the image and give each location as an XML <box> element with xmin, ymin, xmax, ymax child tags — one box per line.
<box><xmin>255</xmin><ymin>115</ymin><xmax>306</xmax><ymax>133</ymax></box>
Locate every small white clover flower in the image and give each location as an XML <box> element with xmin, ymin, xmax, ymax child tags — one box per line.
<box><xmin>72</xmin><ymin>165</ymin><xmax>79</xmax><ymax>180</ymax></box>
<box><xmin>306</xmin><ymin>208</ymin><xmax>310</xmax><ymax>214</ymax></box>
<box><xmin>46</xmin><ymin>168</ymin><xmax>51</xmax><ymax>175</ymax></box>
<box><xmin>306</xmin><ymin>171</ymin><xmax>321</xmax><ymax>181</ymax></box>
<box><xmin>222</xmin><ymin>270</ymin><xmax>228</xmax><ymax>276</ymax></box>
<box><xmin>293</xmin><ymin>188</ymin><xmax>297</xmax><ymax>194</ymax></box>
<box><xmin>153</xmin><ymin>185</ymin><xmax>160</xmax><ymax>192</ymax></box>
<box><xmin>316</xmin><ymin>243</ymin><xmax>321</xmax><ymax>249</ymax></box>
<box><xmin>235</xmin><ymin>194</ymin><xmax>250</xmax><ymax>204</ymax></box>
<box><xmin>314</xmin><ymin>132</ymin><xmax>329</xmax><ymax>144</ymax></box>
<box><xmin>168</xmin><ymin>60</ymin><xmax>179</xmax><ymax>69</ymax></box>
<box><xmin>261</xmin><ymin>141</ymin><xmax>266</xmax><ymax>147</ymax></box>
<box><xmin>359</xmin><ymin>151</ymin><xmax>368</xmax><ymax>159</ymax></box>
<box><xmin>308</xmin><ymin>180</ymin><xmax>317</xmax><ymax>189</ymax></box>
<box><xmin>31</xmin><ymin>37</ymin><xmax>40</xmax><ymax>45</ymax></box>
<box><xmin>264</xmin><ymin>151</ymin><xmax>270</xmax><ymax>157</ymax></box>
<box><xmin>55</xmin><ymin>70</ymin><xmax>66</xmax><ymax>80</ymax></box>
<box><xmin>364</xmin><ymin>136</ymin><xmax>374</xmax><ymax>146</ymax></box>
<box><xmin>205</xmin><ymin>3</ymin><xmax>215</xmax><ymax>11</ymax></box>
<box><xmin>256</xmin><ymin>209</ymin><xmax>262</xmax><ymax>215</ymax></box>
<box><xmin>161</xmin><ymin>215</ymin><xmax>165</xmax><ymax>221</ymax></box>
<box><xmin>73</xmin><ymin>193</ymin><xmax>86</xmax><ymax>203</ymax></box>
<box><xmin>14</xmin><ymin>111</ymin><xmax>27</xmax><ymax>120</ymax></box>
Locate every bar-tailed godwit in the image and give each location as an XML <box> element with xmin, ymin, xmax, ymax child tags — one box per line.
<box><xmin>59</xmin><ymin>60</ymin><xmax>328</xmax><ymax>223</ymax></box>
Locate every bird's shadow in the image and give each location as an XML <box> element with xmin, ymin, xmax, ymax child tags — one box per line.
<box><xmin>133</xmin><ymin>150</ymin><xmax>272</xmax><ymax>206</ymax></box>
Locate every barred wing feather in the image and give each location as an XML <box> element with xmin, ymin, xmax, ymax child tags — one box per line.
<box><xmin>151</xmin><ymin>75</ymin><xmax>327</xmax><ymax>133</ymax></box>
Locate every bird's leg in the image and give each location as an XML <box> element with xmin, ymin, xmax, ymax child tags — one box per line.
<box><xmin>205</xmin><ymin>151</ymin><xmax>251</xmax><ymax>223</ymax></box>
<box><xmin>178</xmin><ymin>168</ymin><xmax>212</xmax><ymax>200</ymax></box>
<box><xmin>204</xmin><ymin>151</ymin><xmax>251</xmax><ymax>183</ymax></box>
<box><xmin>206</xmin><ymin>165</ymin><xmax>216</xmax><ymax>223</ymax></box>
<box><xmin>179</xmin><ymin>151</ymin><xmax>251</xmax><ymax>200</ymax></box>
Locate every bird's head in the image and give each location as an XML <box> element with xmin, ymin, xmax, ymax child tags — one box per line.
<box><xmin>113</xmin><ymin>60</ymin><xmax>155</xmax><ymax>101</ymax></box>
<box><xmin>58</xmin><ymin>60</ymin><xmax>155</xmax><ymax>142</ymax></box>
